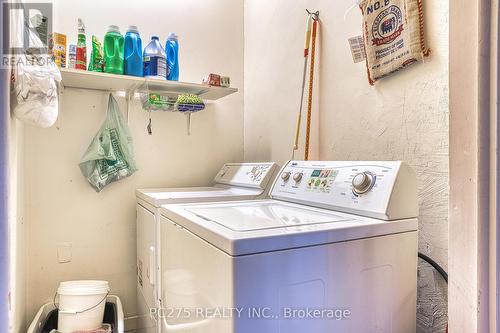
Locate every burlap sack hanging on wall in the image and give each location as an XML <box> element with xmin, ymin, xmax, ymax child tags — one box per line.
<box><xmin>359</xmin><ymin>0</ymin><xmax>430</xmax><ymax>85</ymax></box>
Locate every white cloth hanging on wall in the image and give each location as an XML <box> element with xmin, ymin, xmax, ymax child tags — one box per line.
<box><xmin>10</xmin><ymin>2</ymin><xmax>61</xmax><ymax>128</ymax></box>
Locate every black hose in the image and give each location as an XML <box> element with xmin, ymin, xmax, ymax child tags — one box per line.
<box><xmin>418</xmin><ymin>252</ymin><xmax>448</xmax><ymax>283</ymax></box>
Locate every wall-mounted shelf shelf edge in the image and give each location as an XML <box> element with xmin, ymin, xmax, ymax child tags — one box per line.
<box><xmin>59</xmin><ymin>68</ymin><xmax>238</xmax><ymax>100</ymax></box>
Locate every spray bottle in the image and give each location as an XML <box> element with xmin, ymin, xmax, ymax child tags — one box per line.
<box><xmin>76</xmin><ymin>18</ymin><xmax>87</xmax><ymax>70</ymax></box>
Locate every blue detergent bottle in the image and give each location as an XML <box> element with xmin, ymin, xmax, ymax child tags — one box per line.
<box><xmin>166</xmin><ymin>32</ymin><xmax>179</xmax><ymax>81</ymax></box>
<box><xmin>143</xmin><ymin>36</ymin><xmax>167</xmax><ymax>79</ymax></box>
<box><xmin>124</xmin><ymin>25</ymin><xmax>143</xmax><ymax>77</ymax></box>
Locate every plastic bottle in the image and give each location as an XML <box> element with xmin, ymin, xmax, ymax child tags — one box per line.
<box><xmin>143</xmin><ymin>36</ymin><xmax>166</xmax><ymax>79</ymax></box>
<box><xmin>165</xmin><ymin>32</ymin><xmax>179</xmax><ymax>81</ymax></box>
<box><xmin>75</xmin><ymin>18</ymin><xmax>86</xmax><ymax>70</ymax></box>
<box><xmin>103</xmin><ymin>25</ymin><xmax>124</xmax><ymax>75</ymax></box>
<box><xmin>124</xmin><ymin>26</ymin><xmax>143</xmax><ymax>77</ymax></box>
<box><xmin>68</xmin><ymin>44</ymin><xmax>76</xmax><ymax>69</ymax></box>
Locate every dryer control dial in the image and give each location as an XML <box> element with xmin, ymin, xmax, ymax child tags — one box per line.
<box><xmin>281</xmin><ymin>172</ymin><xmax>291</xmax><ymax>181</ymax></box>
<box><xmin>352</xmin><ymin>172</ymin><xmax>376</xmax><ymax>195</ymax></box>
<box><xmin>293</xmin><ymin>172</ymin><xmax>303</xmax><ymax>183</ymax></box>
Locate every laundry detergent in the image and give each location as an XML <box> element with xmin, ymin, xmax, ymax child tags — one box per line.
<box><xmin>124</xmin><ymin>26</ymin><xmax>143</xmax><ymax>77</ymax></box>
<box><xmin>143</xmin><ymin>36</ymin><xmax>166</xmax><ymax>79</ymax></box>
<box><xmin>104</xmin><ymin>25</ymin><xmax>124</xmax><ymax>75</ymax></box>
<box><xmin>166</xmin><ymin>32</ymin><xmax>179</xmax><ymax>81</ymax></box>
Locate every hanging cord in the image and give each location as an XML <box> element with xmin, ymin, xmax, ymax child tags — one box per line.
<box><xmin>418</xmin><ymin>252</ymin><xmax>448</xmax><ymax>282</ymax></box>
<box><xmin>418</xmin><ymin>252</ymin><xmax>448</xmax><ymax>332</ymax></box>
<box><xmin>343</xmin><ymin>0</ymin><xmax>362</xmax><ymax>21</ymax></box>
<box><xmin>304</xmin><ymin>13</ymin><xmax>319</xmax><ymax>161</ymax></box>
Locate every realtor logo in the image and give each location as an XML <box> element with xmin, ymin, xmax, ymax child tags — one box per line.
<box><xmin>1</xmin><ymin>2</ymin><xmax>53</xmax><ymax>67</ymax></box>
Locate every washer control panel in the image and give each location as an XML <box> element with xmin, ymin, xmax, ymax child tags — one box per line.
<box><xmin>214</xmin><ymin>163</ymin><xmax>279</xmax><ymax>189</ymax></box>
<box><xmin>271</xmin><ymin>161</ymin><xmax>418</xmax><ymax>220</ymax></box>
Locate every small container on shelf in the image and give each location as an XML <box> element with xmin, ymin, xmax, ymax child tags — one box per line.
<box><xmin>203</xmin><ymin>73</ymin><xmax>221</xmax><ymax>86</ymax></box>
<box><xmin>202</xmin><ymin>73</ymin><xmax>230</xmax><ymax>87</ymax></box>
<box><xmin>176</xmin><ymin>93</ymin><xmax>205</xmax><ymax>113</ymax></box>
<box><xmin>68</xmin><ymin>44</ymin><xmax>77</xmax><ymax>69</ymax></box>
<box><xmin>49</xmin><ymin>32</ymin><xmax>66</xmax><ymax>68</ymax></box>
<box><xmin>220</xmin><ymin>76</ymin><xmax>230</xmax><ymax>88</ymax></box>
<box><xmin>140</xmin><ymin>92</ymin><xmax>176</xmax><ymax>112</ymax></box>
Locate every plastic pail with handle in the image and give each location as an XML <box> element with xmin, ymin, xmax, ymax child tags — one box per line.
<box><xmin>56</xmin><ymin>280</ymin><xmax>110</xmax><ymax>333</ymax></box>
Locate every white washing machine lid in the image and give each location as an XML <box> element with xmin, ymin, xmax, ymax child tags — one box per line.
<box><xmin>136</xmin><ymin>186</ymin><xmax>264</xmax><ymax>207</ymax></box>
<box><xmin>186</xmin><ymin>201</ymin><xmax>350</xmax><ymax>231</ymax></box>
<box><xmin>160</xmin><ymin>200</ymin><xmax>418</xmax><ymax>256</ymax></box>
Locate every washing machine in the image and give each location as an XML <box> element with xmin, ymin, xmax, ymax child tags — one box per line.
<box><xmin>159</xmin><ymin>160</ymin><xmax>419</xmax><ymax>333</ymax></box>
<box><xmin>135</xmin><ymin>162</ymin><xmax>279</xmax><ymax>333</ymax></box>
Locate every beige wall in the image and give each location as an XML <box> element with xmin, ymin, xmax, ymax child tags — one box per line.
<box><xmin>8</xmin><ymin>118</ymin><xmax>25</xmax><ymax>333</ymax></box>
<box><xmin>244</xmin><ymin>0</ymin><xmax>449</xmax><ymax>332</ymax></box>
<box><xmin>7</xmin><ymin>74</ymin><xmax>26</xmax><ymax>333</ymax></box>
<box><xmin>6</xmin><ymin>3</ymin><xmax>26</xmax><ymax>331</ymax></box>
<box><xmin>449</xmin><ymin>0</ymin><xmax>491</xmax><ymax>331</ymax></box>
<box><xmin>23</xmin><ymin>0</ymin><xmax>244</xmax><ymax>326</ymax></box>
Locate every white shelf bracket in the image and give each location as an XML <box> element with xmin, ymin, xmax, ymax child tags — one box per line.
<box><xmin>187</xmin><ymin>113</ymin><xmax>192</xmax><ymax>136</ymax></box>
<box><xmin>126</xmin><ymin>91</ymin><xmax>132</xmax><ymax>125</ymax></box>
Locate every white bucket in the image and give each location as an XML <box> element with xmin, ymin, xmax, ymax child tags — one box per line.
<box><xmin>56</xmin><ymin>280</ymin><xmax>110</xmax><ymax>333</ymax></box>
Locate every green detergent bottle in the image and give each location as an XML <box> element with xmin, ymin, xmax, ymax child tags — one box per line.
<box><xmin>104</xmin><ymin>25</ymin><xmax>124</xmax><ymax>74</ymax></box>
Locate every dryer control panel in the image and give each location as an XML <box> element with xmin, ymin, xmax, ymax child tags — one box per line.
<box><xmin>214</xmin><ymin>163</ymin><xmax>279</xmax><ymax>190</ymax></box>
<box><xmin>270</xmin><ymin>161</ymin><xmax>418</xmax><ymax>220</ymax></box>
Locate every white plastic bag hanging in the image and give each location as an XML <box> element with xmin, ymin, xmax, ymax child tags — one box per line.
<box><xmin>11</xmin><ymin>11</ymin><xmax>61</xmax><ymax>128</ymax></box>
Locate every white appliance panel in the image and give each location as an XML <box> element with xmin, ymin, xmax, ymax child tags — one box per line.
<box><xmin>161</xmin><ymin>218</ymin><xmax>233</xmax><ymax>333</ymax></box>
<box><xmin>213</xmin><ymin>162</ymin><xmax>277</xmax><ymax>189</ymax></box>
<box><xmin>271</xmin><ymin>161</ymin><xmax>417</xmax><ymax>220</ymax></box>
<box><xmin>136</xmin><ymin>204</ymin><xmax>158</xmax><ymax>333</ymax></box>
<box><xmin>160</xmin><ymin>215</ymin><xmax>417</xmax><ymax>333</ymax></box>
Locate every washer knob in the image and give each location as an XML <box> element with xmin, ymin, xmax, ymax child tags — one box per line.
<box><xmin>352</xmin><ymin>172</ymin><xmax>375</xmax><ymax>194</ymax></box>
<box><xmin>293</xmin><ymin>172</ymin><xmax>303</xmax><ymax>182</ymax></box>
<box><xmin>281</xmin><ymin>171</ymin><xmax>291</xmax><ymax>181</ymax></box>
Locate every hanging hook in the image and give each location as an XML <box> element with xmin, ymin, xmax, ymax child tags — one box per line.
<box><xmin>147</xmin><ymin>111</ymin><xmax>152</xmax><ymax>135</ymax></box>
<box><xmin>306</xmin><ymin>9</ymin><xmax>320</xmax><ymax>21</ymax></box>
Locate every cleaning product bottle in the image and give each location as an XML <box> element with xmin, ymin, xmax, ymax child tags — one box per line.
<box><xmin>88</xmin><ymin>36</ymin><xmax>104</xmax><ymax>72</ymax></box>
<box><xmin>143</xmin><ymin>36</ymin><xmax>166</xmax><ymax>79</ymax></box>
<box><xmin>103</xmin><ymin>25</ymin><xmax>124</xmax><ymax>75</ymax></box>
<box><xmin>68</xmin><ymin>44</ymin><xmax>76</xmax><ymax>69</ymax></box>
<box><xmin>165</xmin><ymin>32</ymin><xmax>179</xmax><ymax>81</ymax></box>
<box><xmin>124</xmin><ymin>26</ymin><xmax>143</xmax><ymax>77</ymax></box>
<box><xmin>75</xmin><ymin>18</ymin><xmax>86</xmax><ymax>70</ymax></box>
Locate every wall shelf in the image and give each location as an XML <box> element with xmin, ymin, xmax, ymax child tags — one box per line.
<box><xmin>60</xmin><ymin>68</ymin><xmax>238</xmax><ymax>100</ymax></box>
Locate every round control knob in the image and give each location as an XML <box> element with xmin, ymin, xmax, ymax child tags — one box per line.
<box><xmin>281</xmin><ymin>172</ymin><xmax>291</xmax><ymax>181</ymax></box>
<box><xmin>352</xmin><ymin>172</ymin><xmax>375</xmax><ymax>194</ymax></box>
<box><xmin>293</xmin><ymin>172</ymin><xmax>303</xmax><ymax>182</ymax></box>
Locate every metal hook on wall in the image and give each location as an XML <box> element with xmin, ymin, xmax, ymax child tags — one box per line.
<box><xmin>306</xmin><ymin>9</ymin><xmax>320</xmax><ymax>21</ymax></box>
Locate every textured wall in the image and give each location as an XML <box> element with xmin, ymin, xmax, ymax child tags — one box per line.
<box><xmin>244</xmin><ymin>0</ymin><xmax>449</xmax><ymax>331</ymax></box>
